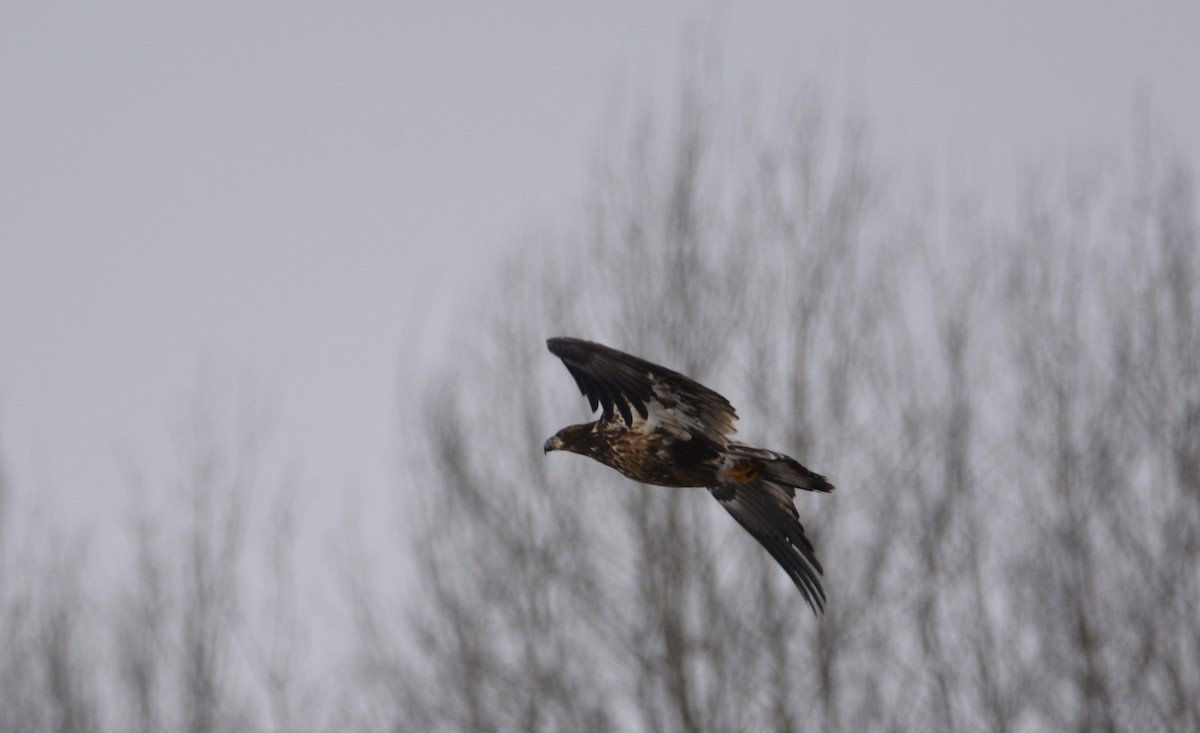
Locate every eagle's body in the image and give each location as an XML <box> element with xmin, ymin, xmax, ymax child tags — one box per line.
<box><xmin>551</xmin><ymin>419</ymin><xmax>722</xmax><ymax>487</ymax></box>
<box><xmin>544</xmin><ymin>336</ymin><xmax>834</xmax><ymax>614</ymax></box>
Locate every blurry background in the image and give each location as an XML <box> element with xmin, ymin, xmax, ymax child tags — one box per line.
<box><xmin>2</xmin><ymin>3</ymin><xmax>1198</xmax><ymax>731</ymax></box>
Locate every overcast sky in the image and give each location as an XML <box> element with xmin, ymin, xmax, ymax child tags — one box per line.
<box><xmin>2</xmin><ymin>2</ymin><xmax>1198</xmax><ymax>546</ymax></box>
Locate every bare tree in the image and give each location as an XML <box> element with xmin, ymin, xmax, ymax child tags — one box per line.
<box><xmin>111</xmin><ymin>380</ymin><xmax>308</xmax><ymax>733</ymax></box>
<box><xmin>350</xmin><ymin>66</ymin><xmax>1200</xmax><ymax>733</ymax></box>
<box><xmin>37</xmin><ymin>544</ymin><xmax>100</xmax><ymax>733</ymax></box>
<box><xmin>0</xmin><ymin>57</ymin><xmax>1195</xmax><ymax>733</ymax></box>
<box><xmin>345</xmin><ymin>62</ymin><xmax>900</xmax><ymax>732</ymax></box>
<box><xmin>0</xmin><ymin>386</ymin><xmax>312</xmax><ymax>733</ymax></box>
<box><xmin>0</xmin><ymin>434</ymin><xmax>102</xmax><ymax>733</ymax></box>
<box><xmin>114</xmin><ymin>488</ymin><xmax>168</xmax><ymax>733</ymax></box>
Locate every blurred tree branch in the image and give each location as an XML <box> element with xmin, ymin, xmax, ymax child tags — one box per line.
<box><xmin>346</xmin><ymin>66</ymin><xmax>1200</xmax><ymax>733</ymax></box>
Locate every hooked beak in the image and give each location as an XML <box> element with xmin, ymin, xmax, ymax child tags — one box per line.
<box><xmin>544</xmin><ymin>435</ymin><xmax>563</xmax><ymax>454</ymax></box>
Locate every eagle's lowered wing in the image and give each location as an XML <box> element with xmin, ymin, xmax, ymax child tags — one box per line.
<box><xmin>709</xmin><ymin>480</ymin><xmax>826</xmax><ymax>614</ymax></box>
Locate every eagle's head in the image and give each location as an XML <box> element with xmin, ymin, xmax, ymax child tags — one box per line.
<box><xmin>543</xmin><ymin>423</ymin><xmax>596</xmax><ymax>455</ymax></box>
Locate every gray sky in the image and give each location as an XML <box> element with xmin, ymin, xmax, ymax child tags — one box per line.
<box><xmin>2</xmin><ymin>1</ymin><xmax>1198</xmax><ymax>544</ymax></box>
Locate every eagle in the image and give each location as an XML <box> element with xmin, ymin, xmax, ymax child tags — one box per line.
<box><xmin>543</xmin><ymin>336</ymin><xmax>834</xmax><ymax>614</ymax></box>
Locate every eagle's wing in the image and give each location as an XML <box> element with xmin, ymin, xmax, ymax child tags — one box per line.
<box><xmin>547</xmin><ymin>337</ymin><xmax>737</xmax><ymax>442</ymax></box>
<box><xmin>709</xmin><ymin>480</ymin><xmax>825</xmax><ymax>614</ymax></box>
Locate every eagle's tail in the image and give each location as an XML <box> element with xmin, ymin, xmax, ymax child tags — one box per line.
<box><xmin>762</xmin><ymin>455</ymin><xmax>835</xmax><ymax>494</ymax></box>
<box><xmin>728</xmin><ymin>444</ymin><xmax>835</xmax><ymax>493</ymax></box>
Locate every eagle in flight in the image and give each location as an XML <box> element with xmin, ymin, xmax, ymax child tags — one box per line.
<box><xmin>543</xmin><ymin>337</ymin><xmax>834</xmax><ymax>614</ymax></box>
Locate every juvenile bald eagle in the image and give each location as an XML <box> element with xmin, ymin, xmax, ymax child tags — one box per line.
<box><xmin>543</xmin><ymin>336</ymin><xmax>834</xmax><ymax>614</ymax></box>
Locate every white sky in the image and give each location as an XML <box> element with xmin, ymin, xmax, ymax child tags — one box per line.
<box><xmin>1</xmin><ymin>2</ymin><xmax>1198</xmax><ymax>552</ymax></box>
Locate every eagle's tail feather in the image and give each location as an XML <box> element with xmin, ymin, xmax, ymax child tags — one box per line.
<box><xmin>762</xmin><ymin>456</ymin><xmax>835</xmax><ymax>493</ymax></box>
<box><xmin>728</xmin><ymin>444</ymin><xmax>835</xmax><ymax>493</ymax></box>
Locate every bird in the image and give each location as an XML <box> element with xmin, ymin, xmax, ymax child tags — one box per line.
<box><xmin>543</xmin><ymin>336</ymin><xmax>834</xmax><ymax>614</ymax></box>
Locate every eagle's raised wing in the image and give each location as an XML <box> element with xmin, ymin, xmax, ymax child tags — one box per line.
<box><xmin>547</xmin><ymin>337</ymin><xmax>737</xmax><ymax>442</ymax></box>
<box><xmin>709</xmin><ymin>480</ymin><xmax>826</xmax><ymax>614</ymax></box>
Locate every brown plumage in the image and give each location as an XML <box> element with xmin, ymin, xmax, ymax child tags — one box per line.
<box><xmin>543</xmin><ymin>336</ymin><xmax>834</xmax><ymax>614</ymax></box>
